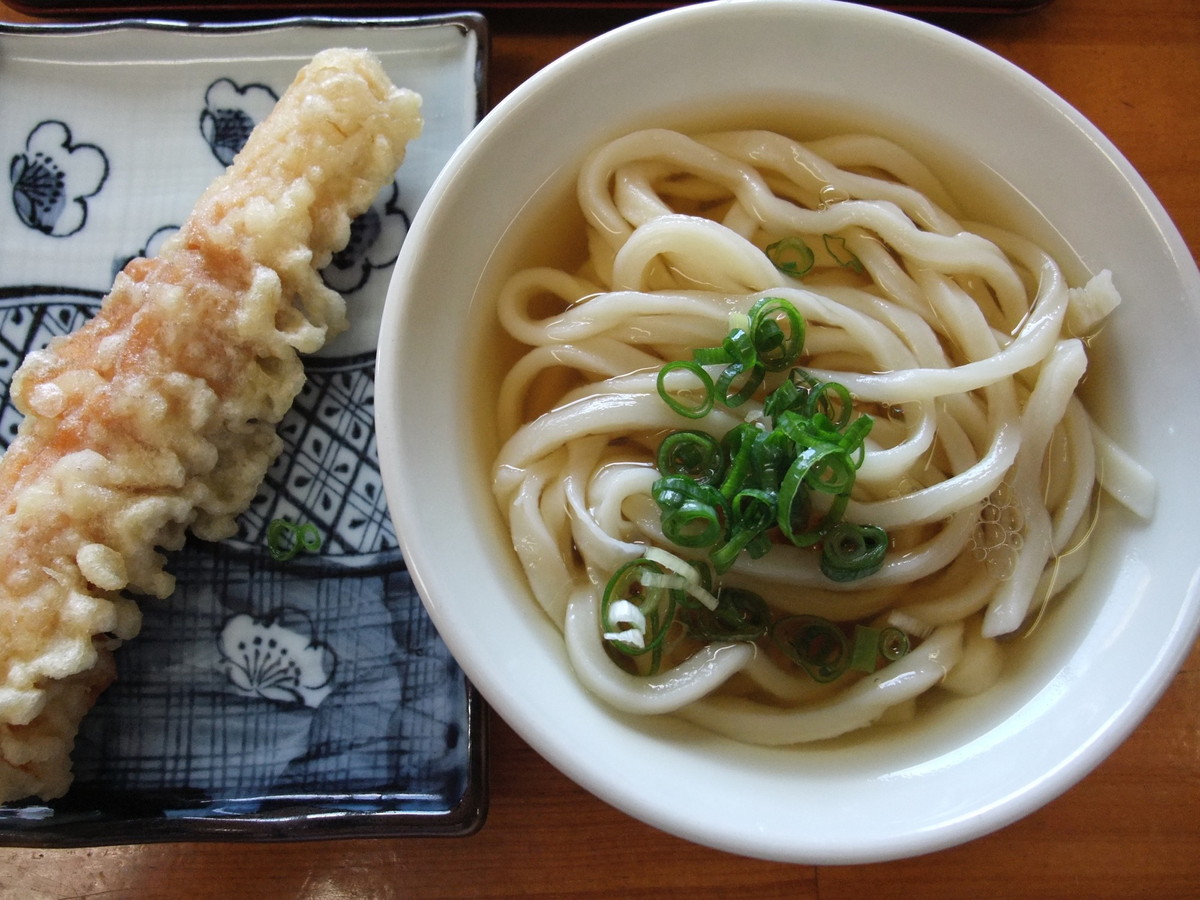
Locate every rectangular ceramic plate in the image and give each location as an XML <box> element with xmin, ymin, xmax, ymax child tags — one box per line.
<box><xmin>0</xmin><ymin>15</ymin><xmax>488</xmax><ymax>845</ymax></box>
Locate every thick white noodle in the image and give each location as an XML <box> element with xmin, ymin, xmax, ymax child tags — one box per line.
<box><xmin>675</xmin><ymin>623</ymin><xmax>965</xmax><ymax>744</ymax></box>
<box><xmin>492</xmin><ymin>127</ymin><xmax>1153</xmax><ymax>746</ymax></box>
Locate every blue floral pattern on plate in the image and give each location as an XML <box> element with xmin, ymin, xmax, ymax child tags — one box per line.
<box><xmin>9</xmin><ymin>120</ymin><xmax>109</xmax><ymax>237</ymax></box>
<box><xmin>0</xmin><ymin>15</ymin><xmax>488</xmax><ymax>844</ymax></box>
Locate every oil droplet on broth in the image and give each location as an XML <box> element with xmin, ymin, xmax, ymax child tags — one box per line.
<box><xmin>817</xmin><ymin>183</ymin><xmax>851</xmax><ymax>210</ymax></box>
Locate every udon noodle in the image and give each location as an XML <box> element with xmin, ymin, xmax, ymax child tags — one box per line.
<box><xmin>491</xmin><ymin>127</ymin><xmax>1154</xmax><ymax>745</ymax></box>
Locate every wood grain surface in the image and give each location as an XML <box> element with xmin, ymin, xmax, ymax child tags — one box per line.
<box><xmin>0</xmin><ymin>0</ymin><xmax>1197</xmax><ymax>896</ymax></box>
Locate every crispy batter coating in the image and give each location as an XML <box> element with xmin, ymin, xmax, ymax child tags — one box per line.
<box><xmin>0</xmin><ymin>48</ymin><xmax>422</xmax><ymax>802</ymax></box>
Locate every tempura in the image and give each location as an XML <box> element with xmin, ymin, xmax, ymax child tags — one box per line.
<box><xmin>0</xmin><ymin>48</ymin><xmax>422</xmax><ymax>802</ymax></box>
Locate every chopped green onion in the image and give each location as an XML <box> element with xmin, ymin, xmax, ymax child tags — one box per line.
<box><xmin>731</xmin><ymin>488</ymin><xmax>777</xmax><ymax>533</ymax></box>
<box><xmin>710</xmin><ymin>487</ymin><xmax>778</xmax><ymax>574</ymax></box>
<box><xmin>749</xmin><ymin>428</ymin><xmax>790</xmax><ymax>493</ymax></box>
<box><xmin>653</xmin><ymin>476</ymin><xmax>729</xmax><ymax>549</ymax></box>
<box><xmin>722</xmin><ymin>327</ymin><xmax>757</xmax><ymax>367</ymax></box>
<box><xmin>776</xmin><ymin>456</ymin><xmax>820</xmax><ymax>546</ymax></box>
<box><xmin>884</xmin><ymin>609</ymin><xmax>934</xmax><ymax>640</ymax></box>
<box><xmin>657</xmin><ymin>430</ymin><xmax>725</xmax><ymax>485</ymax></box>
<box><xmin>718</xmin><ymin>423</ymin><xmax>760</xmax><ymax>500</ymax></box>
<box><xmin>266</xmin><ymin>518</ymin><xmax>323</xmax><ymax>562</ymax></box>
<box><xmin>599</xmin><ymin>552</ymin><xmax>910</xmax><ymax>682</ymax></box>
<box><xmin>848</xmin><ymin>624</ymin><xmax>912</xmax><ymax>671</ymax></box>
<box><xmin>600</xmin><ymin>557</ymin><xmax>680</xmax><ymax>671</ymax></box>
<box><xmin>639</xmin><ymin>547</ymin><xmax>720</xmax><ymax>611</ymax></box>
<box><xmin>878</xmin><ymin>626</ymin><xmax>911</xmax><ymax>660</ymax></box>
<box><xmin>823</xmin><ymin>233</ymin><xmax>865</xmax><ymax>273</ymax></box>
<box><xmin>790</xmin><ymin>442</ymin><xmax>857</xmax><ymax>496</ymax></box>
<box><xmin>693</xmin><ymin>345</ymin><xmax>732</xmax><ymax>366</ymax></box>
<box><xmin>662</xmin><ymin>500</ymin><xmax>724</xmax><ymax>549</ymax></box>
<box><xmin>766</xmin><ymin>236</ymin><xmax>815</xmax><ymax>278</ymax></box>
<box><xmin>820</xmin><ymin>522</ymin><xmax>889</xmax><ymax>582</ymax></box>
<box><xmin>804</xmin><ymin>380</ymin><xmax>854</xmax><ymax>430</ymax></box>
<box><xmin>652</xmin><ymin>297</ymin><xmax>884</xmax><ymax>574</ymax></box>
<box><xmin>641</xmin><ymin>546</ymin><xmax>701</xmax><ymax>584</ymax></box>
<box><xmin>604</xmin><ymin>599</ymin><xmax>647</xmax><ymax>641</ymax></box>
<box><xmin>838</xmin><ymin>415</ymin><xmax>875</xmax><ymax>468</ymax></box>
<box><xmin>770</xmin><ymin>615</ymin><xmax>851</xmax><ymax>683</ymax></box>
<box><xmin>748</xmin><ymin>296</ymin><xmax>805</xmax><ymax>372</ymax></box>
<box><xmin>763</xmin><ymin>377</ymin><xmax>802</xmax><ymax>421</ymax></box>
<box><xmin>685</xmin><ymin>299</ymin><xmax>803</xmax><ymax>411</ymax></box>
<box><xmin>714</xmin><ymin>360</ymin><xmax>765</xmax><ymax>408</ymax></box>
<box><xmin>849</xmin><ymin>625</ymin><xmax>882</xmax><ymax>672</ymax></box>
<box><xmin>657</xmin><ymin>360</ymin><xmax>715</xmax><ymax>419</ymax></box>
<box><xmin>640</xmin><ymin>571</ymin><xmax>690</xmax><ymax>592</ymax></box>
<box><xmin>682</xmin><ymin>586</ymin><xmax>771</xmax><ymax>642</ymax></box>
<box><xmin>776</xmin><ymin>464</ymin><xmax>815</xmax><ymax>545</ymax></box>
<box><xmin>607</xmin><ymin>296</ymin><xmax>911</xmax><ymax>682</ymax></box>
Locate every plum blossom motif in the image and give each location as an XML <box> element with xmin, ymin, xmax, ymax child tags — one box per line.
<box><xmin>321</xmin><ymin>180</ymin><xmax>411</xmax><ymax>294</ymax></box>
<box><xmin>199</xmin><ymin>77</ymin><xmax>278</xmax><ymax>166</ymax></box>
<box><xmin>218</xmin><ymin>609</ymin><xmax>336</xmax><ymax>709</ymax></box>
<box><xmin>9</xmin><ymin>120</ymin><xmax>109</xmax><ymax>237</ymax></box>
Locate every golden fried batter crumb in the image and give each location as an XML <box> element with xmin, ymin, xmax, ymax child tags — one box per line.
<box><xmin>0</xmin><ymin>48</ymin><xmax>422</xmax><ymax>802</ymax></box>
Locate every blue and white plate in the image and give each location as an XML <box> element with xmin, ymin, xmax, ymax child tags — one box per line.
<box><xmin>0</xmin><ymin>14</ymin><xmax>488</xmax><ymax>843</ymax></box>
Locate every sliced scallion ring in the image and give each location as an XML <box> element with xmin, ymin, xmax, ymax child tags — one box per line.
<box><xmin>822</xmin><ymin>232</ymin><xmax>865</xmax><ymax>273</ymax></box>
<box><xmin>715</xmin><ymin>360</ymin><xmax>764</xmax><ymax>408</ymax></box>
<box><xmin>656</xmin><ymin>430</ymin><xmax>725</xmax><ymax>485</ymax></box>
<box><xmin>770</xmin><ymin>615</ymin><xmax>851</xmax><ymax>683</ymax></box>
<box><xmin>266</xmin><ymin>518</ymin><xmax>323</xmax><ymax>562</ymax></box>
<box><xmin>820</xmin><ymin>522</ymin><xmax>889</xmax><ymax>582</ymax></box>
<box><xmin>600</xmin><ymin>558</ymin><xmax>679</xmax><ymax>668</ymax></box>
<box><xmin>657</xmin><ymin>360</ymin><xmax>715</xmax><ymax>419</ymax></box>
<box><xmin>682</xmin><ymin>586</ymin><xmax>771</xmax><ymax>642</ymax></box>
<box><xmin>766</xmin><ymin>236</ymin><xmax>815</xmax><ymax>278</ymax></box>
<box><xmin>748</xmin><ymin>296</ymin><xmax>805</xmax><ymax>371</ymax></box>
<box><xmin>878</xmin><ymin>625</ymin><xmax>911</xmax><ymax>661</ymax></box>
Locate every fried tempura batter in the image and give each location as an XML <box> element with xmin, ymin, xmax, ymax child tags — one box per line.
<box><xmin>0</xmin><ymin>48</ymin><xmax>422</xmax><ymax>802</ymax></box>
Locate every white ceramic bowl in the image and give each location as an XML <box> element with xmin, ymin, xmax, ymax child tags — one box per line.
<box><xmin>377</xmin><ymin>0</ymin><xmax>1200</xmax><ymax>863</ymax></box>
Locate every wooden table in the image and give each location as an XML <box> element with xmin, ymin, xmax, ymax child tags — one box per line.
<box><xmin>1</xmin><ymin>0</ymin><xmax>1197</xmax><ymax>896</ymax></box>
